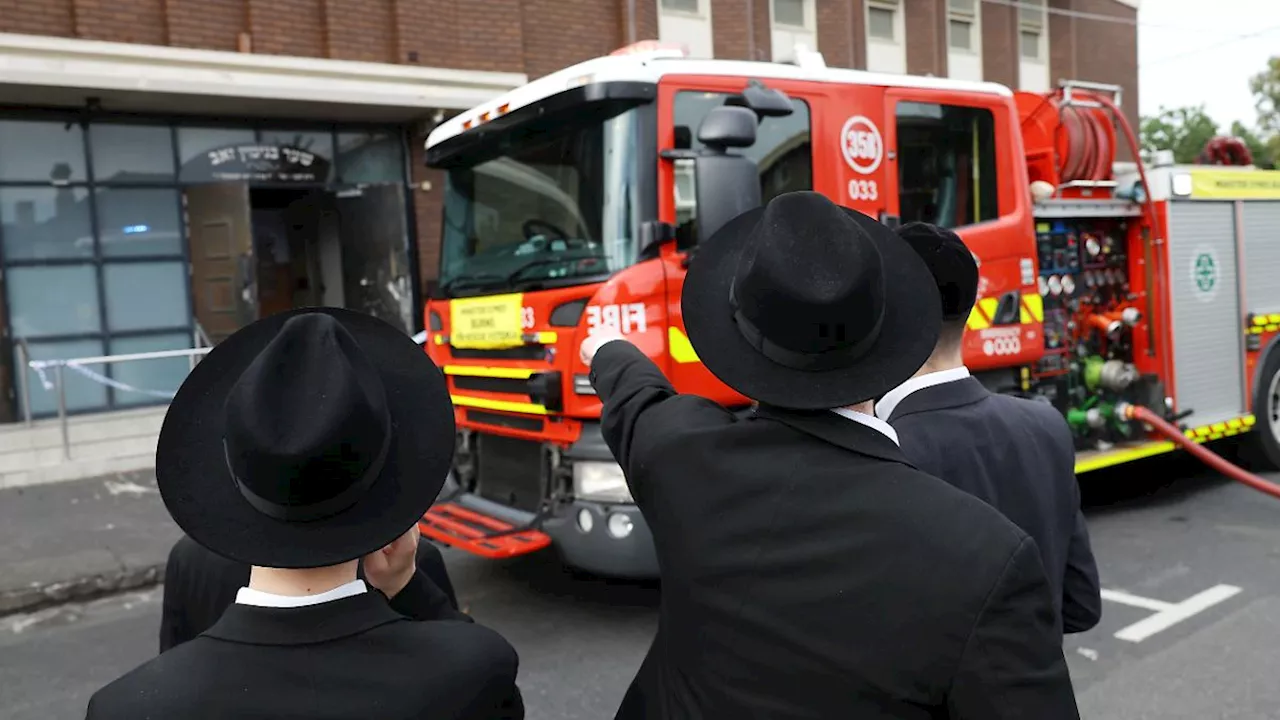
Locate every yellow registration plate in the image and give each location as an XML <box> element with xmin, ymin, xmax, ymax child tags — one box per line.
<box><xmin>449</xmin><ymin>293</ymin><xmax>524</xmax><ymax>349</ymax></box>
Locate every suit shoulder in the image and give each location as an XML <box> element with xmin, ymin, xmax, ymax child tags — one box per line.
<box><xmin>891</xmin><ymin>464</ymin><xmax>1031</xmax><ymax>547</ymax></box>
<box><xmin>394</xmin><ymin>620</ymin><xmax>518</xmax><ymax>672</ymax></box>
<box><xmin>993</xmin><ymin>394</ymin><xmax>1073</xmax><ymax>445</ymax></box>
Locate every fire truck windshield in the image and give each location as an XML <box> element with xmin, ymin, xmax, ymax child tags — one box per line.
<box><xmin>438</xmin><ymin>106</ymin><xmax>646</xmax><ymax>297</ymax></box>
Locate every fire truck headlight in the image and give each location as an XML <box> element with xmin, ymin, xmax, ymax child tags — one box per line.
<box><xmin>573</xmin><ymin>461</ymin><xmax>633</xmax><ymax>503</ymax></box>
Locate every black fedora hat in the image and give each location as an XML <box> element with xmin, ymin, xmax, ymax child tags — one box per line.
<box><xmin>896</xmin><ymin>221</ymin><xmax>979</xmax><ymax>321</ymax></box>
<box><xmin>156</xmin><ymin>308</ymin><xmax>454</xmax><ymax>569</ymax></box>
<box><xmin>682</xmin><ymin>191</ymin><xmax>941</xmax><ymax>410</ymax></box>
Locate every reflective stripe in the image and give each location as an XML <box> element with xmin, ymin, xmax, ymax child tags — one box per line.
<box><xmin>450</xmin><ymin>395</ymin><xmax>548</xmax><ymax>415</ymax></box>
<box><xmin>1021</xmin><ymin>293</ymin><xmax>1044</xmax><ymax>323</ymax></box>
<box><xmin>1076</xmin><ymin>414</ymin><xmax>1256</xmax><ymax>473</ymax></box>
<box><xmin>443</xmin><ymin>365</ymin><xmax>536</xmax><ymax>379</ymax></box>
<box><xmin>668</xmin><ymin>327</ymin><xmax>700</xmax><ymax>364</ymax></box>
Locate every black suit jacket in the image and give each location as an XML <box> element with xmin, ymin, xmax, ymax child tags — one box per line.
<box><xmin>89</xmin><ymin>591</ymin><xmax>523</xmax><ymax>719</ymax></box>
<box><xmin>160</xmin><ymin>534</ymin><xmax>463</xmax><ymax>652</ymax></box>
<box><xmin>591</xmin><ymin>342</ymin><xmax>1079</xmax><ymax>720</ymax></box>
<box><xmin>886</xmin><ymin>376</ymin><xmax>1102</xmax><ymax>634</ymax></box>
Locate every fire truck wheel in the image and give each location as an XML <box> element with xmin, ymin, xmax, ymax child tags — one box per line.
<box><xmin>1245</xmin><ymin>346</ymin><xmax>1280</xmax><ymax>470</ymax></box>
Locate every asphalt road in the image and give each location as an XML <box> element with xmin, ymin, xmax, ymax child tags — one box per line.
<box><xmin>6</xmin><ymin>450</ymin><xmax>1280</xmax><ymax>719</ymax></box>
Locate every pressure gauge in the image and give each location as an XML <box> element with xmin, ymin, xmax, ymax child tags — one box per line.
<box><xmin>1061</xmin><ymin>274</ymin><xmax>1076</xmax><ymax>295</ymax></box>
<box><xmin>1085</xmin><ymin>236</ymin><xmax>1101</xmax><ymax>257</ymax></box>
<box><xmin>1038</xmin><ymin>275</ymin><xmax>1050</xmax><ymax>296</ymax></box>
<box><xmin>1048</xmin><ymin>275</ymin><xmax>1063</xmax><ymax>296</ymax></box>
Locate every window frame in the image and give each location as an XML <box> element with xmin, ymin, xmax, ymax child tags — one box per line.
<box><xmin>771</xmin><ymin>0</ymin><xmax>811</xmax><ymax>31</ymax></box>
<box><xmin>891</xmin><ymin>99</ymin><xmax>1001</xmax><ymax>230</ymax></box>
<box><xmin>866</xmin><ymin>1</ymin><xmax>900</xmax><ymax>43</ymax></box>
<box><xmin>658</xmin><ymin>0</ymin><xmax>704</xmax><ymax>17</ymax></box>
<box><xmin>946</xmin><ymin>0</ymin><xmax>978</xmax><ymax>54</ymax></box>
<box><xmin>1018</xmin><ymin>0</ymin><xmax>1046</xmax><ymax>61</ymax></box>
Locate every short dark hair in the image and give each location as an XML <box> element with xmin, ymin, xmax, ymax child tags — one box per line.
<box><xmin>895</xmin><ymin>222</ymin><xmax>979</xmax><ymax>322</ymax></box>
<box><xmin>937</xmin><ymin>318</ymin><xmax>967</xmax><ymax>350</ymax></box>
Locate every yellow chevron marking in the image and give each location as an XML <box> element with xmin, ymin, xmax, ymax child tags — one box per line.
<box><xmin>668</xmin><ymin>327</ymin><xmax>700</xmax><ymax>364</ymax></box>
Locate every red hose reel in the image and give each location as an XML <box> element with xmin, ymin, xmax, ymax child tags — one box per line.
<box><xmin>1016</xmin><ymin>90</ymin><xmax>1118</xmax><ymax>188</ymax></box>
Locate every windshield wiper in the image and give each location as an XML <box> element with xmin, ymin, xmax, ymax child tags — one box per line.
<box><xmin>506</xmin><ymin>258</ymin><xmax>603</xmax><ymax>285</ymax></box>
<box><xmin>440</xmin><ymin>274</ymin><xmax>505</xmax><ymax>296</ymax></box>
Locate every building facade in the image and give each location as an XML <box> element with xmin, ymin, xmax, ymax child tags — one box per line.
<box><xmin>0</xmin><ymin>0</ymin><xmax>1137</xmax><ymax>421</ymax></box>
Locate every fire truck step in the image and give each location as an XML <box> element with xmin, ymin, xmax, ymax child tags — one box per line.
<box><xmin>419</xmin><ymin>502</ymin><xmax>552</xmax><ymax>559</ymax></box>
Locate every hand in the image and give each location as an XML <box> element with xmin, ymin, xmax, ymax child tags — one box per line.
<box><xmin>363</xmin><ymin>523</ymin><xmax>419</xmax><ymax>599</ymax></box>
<box><xmin>580</xmin><ymin>329</ymin><xmax>627</xmax><ymax>366</ymax></box>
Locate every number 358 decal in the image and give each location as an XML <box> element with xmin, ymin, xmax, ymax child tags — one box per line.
<box><xmin>847</xmin><ymin>179</ymin><xmax>879</xmax><ymax>202</ymax></box>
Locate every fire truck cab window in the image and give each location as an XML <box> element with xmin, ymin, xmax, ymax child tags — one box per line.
<box><xmin>673</xmin><ymin>91</ymin><xmax>812</xmax><ymax>246</ymax></box>
<box><xmin>895</xmin><ymin>101</ymin><xmax>998</xmax><ymax>228</ymax></box>
<box><xmin>438</xmin><ymin>107</ymin><xmax>643</xmax><ymax>295</ymax></box>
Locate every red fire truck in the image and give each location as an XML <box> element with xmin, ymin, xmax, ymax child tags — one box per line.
<box><xmin>419</xmin><ymin>45</ymin><xmax>1280</xmax><ymax>577</ymax></box>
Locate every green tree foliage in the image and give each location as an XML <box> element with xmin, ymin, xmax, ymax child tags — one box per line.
<box><xmin>1139</xmin><ymin>105</ymin><xmax>1219</xmax><ymax>163</ymax></box>
<box><xmin>1248</xmin><ymin>56</ymin><xmax>1280</xmax><ymax>167</ymax></box>
<box><xmin>1230</xmin><ymin>121</ymin><xmax>1274</xmax><ymax>169</ymax></box>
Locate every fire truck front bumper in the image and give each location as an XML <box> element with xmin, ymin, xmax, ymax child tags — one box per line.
<box><xmin>422</xmin><ymin>476</ymin><xmax>659</xmax><ymax>579</ymax></box>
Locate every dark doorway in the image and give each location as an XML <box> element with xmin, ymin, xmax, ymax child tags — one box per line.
<box><xmin>184</xmin><ymin>183</ymin><xmax>412</xmax><ymax>340</ymax></box>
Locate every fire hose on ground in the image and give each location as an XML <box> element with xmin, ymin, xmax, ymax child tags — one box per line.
<box><xmin>1116</xmin><ymin>402</ymin><xmax>1280</xmax><ymax>500</ymax></box>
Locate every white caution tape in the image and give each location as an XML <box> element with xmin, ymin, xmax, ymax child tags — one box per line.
<box><xmin>63</xmin><ymin>363</ymin><xmax>177</xmax><ymax>399</ymax></box>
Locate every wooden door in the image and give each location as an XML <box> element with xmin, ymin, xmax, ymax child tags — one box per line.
<box><xmin>184</xmin><ymin>183</ymin><xmax>255</xmax><ymax>343</ymax></box>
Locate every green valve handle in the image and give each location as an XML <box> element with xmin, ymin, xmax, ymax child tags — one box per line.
<box><xmin>1082</xmin><ymin>356</ymin><xmax>1104</xmax><ymax>391</ymax></box>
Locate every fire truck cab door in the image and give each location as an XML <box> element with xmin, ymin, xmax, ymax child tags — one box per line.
<box><xmin>657</xmin><ymin>78</ymin><xmax>835</xmax><ymax>404</ymax></box>
<box><xmin>883</xmin><ymin>87</ymin><xmax>1043</xmax><ymax>370</ymax></box>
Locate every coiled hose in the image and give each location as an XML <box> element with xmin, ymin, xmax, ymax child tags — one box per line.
<box><xmin>1118</xmin><ymin>403</ymin><xmax>1280</xmax><ymax>500</ymax></box>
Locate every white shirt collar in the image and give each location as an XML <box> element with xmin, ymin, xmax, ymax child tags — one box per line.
<box><xmin>235</xmin><ymin>579</ymin><xmax>367</xmax><ymax>609</ymax></box>
<box><xmin>874</xmin><ymin>367</ymin><xmax>972</xmax><ymax>421</ymax></box>
<box><xmin>830</xmin><ymin>407</ymin><xmax>900</xmax><ymax>446</ymax></box>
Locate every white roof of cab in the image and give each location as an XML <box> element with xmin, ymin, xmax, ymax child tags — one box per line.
<box><xmin>426</xmin><ymin>51</ymin><xmax>1014</xmax><ymax>150</ymax></box>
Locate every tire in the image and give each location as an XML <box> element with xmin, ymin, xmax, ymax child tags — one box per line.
<box><xmin>1246</xmin><ymin>343</ymin><xmax>1280</xmax><ymax>470</ymax></box>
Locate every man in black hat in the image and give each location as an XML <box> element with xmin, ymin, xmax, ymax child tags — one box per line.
<box><xmin>877</xmin><ymin>221</ymin><xmax>1102</xmax><ymax>636</ymax></box>
<box><xmin>158</xmin><ymin>531</ymin><xmax>463</xmax><ymax>652</ymax></box>
<box><xmin>87</xmin><ymin>309</ymin><xmax>523</xmax><ymax>720</ymax></box>
<box><xmin>582</xmin><ymin>191</ymin><xmax>1079</xmax><ymax>719</ymax></box>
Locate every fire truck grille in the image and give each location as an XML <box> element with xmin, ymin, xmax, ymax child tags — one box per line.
<box><xmin>452</xmin><ymin>376</ymin><xmax>530</xmax><ymax>395</ymax></box>
<box><xmin>475</xmin><ymin>434</ymin><xmax>544</xmax><ymax>513</ymax></box>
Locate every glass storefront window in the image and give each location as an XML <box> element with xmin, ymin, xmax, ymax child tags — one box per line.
<box><xmin>0</xmin><ymin>187</ymin><xmax>94</xmax><ymax>261</ymax></box>
<box><xmin>259</xmin><ymin>129</ymin><xmax>335</xmax><ymax>182</ymax></box>
<box><xmin>102</xmin><ymin>262</ymin><xmax>190</xmax><ymax>332</ymax></box>
<box><xmin>177</xmin><ymin>127</ymin><xmax>256</xmax><ymax>181</ymax></box>
<box><xmin>95</xmin><ymin>188</ymin><xmax>183</xmax><ymax>257</ymax></box>
<box><xmin>6</xmin><ymin>265</ymin><xmax>102</xmax><ymax>338</ymax></box>
<box><xmin>15</xmin><ymin>338</ymin><xmax>108</xmax><ymax>415</ymax></box>
<box><xmin>90</xmin><ymin>124</ymin><xmax>176</xmax><ymax>183</ymax></box>
<box><xmin>336</xmin><ymin>131</ymin><xmax>404</xmax><ymax>183</ymax></box>
<box><xmin>0</xmin><ymin>120</ymin><xmax>87</xmax><ymax>182</ymax></box>
<box><xmin>108</xmin><ymin>332</ymin><xmax>192</xmax><ymax>407</ymax></box>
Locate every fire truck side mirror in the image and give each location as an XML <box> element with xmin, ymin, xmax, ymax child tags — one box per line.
<box><xmin>696</xmin><ymin>106</ymin><xmax>757</xmax><ymax>149</ymax></box>
<box><xmin>694</xmin><ymin>152</ymin><xmax>761</xmax><ymax>244</ymax></box>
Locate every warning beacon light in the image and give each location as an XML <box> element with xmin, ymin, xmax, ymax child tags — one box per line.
<box><xmin>610</xmin><ymin>40</ymin><xmax>688</xmax><ymax>57</ymax></box>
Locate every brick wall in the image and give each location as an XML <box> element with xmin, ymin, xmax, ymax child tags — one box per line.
<box><xmin>980</xmin><ymin>0</ymin><xmax>1019</xmax><ymax>88</ymax></box>
<box><xmin>905</xmin><ymin>0</ymin><xmax>947</xmax><ymax>77</ymax></box>
<box><xmin>1048</xmin><ymin>0</ymin><xmax>1140</xmax><ymax>144</ymax></box>
<box><xmin>709</xmin><ymin>0</ymin><xmax>771</xmax><ymax>61</ymax></box>
<box><xmin>816</xmin><ymin>0</ymin><xmax>866</xmax><ymax>69</ymax></box>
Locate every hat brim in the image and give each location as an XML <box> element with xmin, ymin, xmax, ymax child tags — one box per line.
<box><xmin>156</xmin><ymin>307</ymin><xmax>455</xmax><ymax>569</ymax></box>
<box><xmin>682</xmin><ymin>206</ymin><xmax>942</xmax><ymax>410</ymax></box>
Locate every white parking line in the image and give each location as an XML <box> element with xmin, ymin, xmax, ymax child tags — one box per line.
<box><xmin>1100</xmin><ymin>584</ymin><xmax>1242</xmax><ymax>643</ymax></box>
<box><xmin>1100</xmin><ymin>588</ymin><xmax>1174</xmax><ymax>613</ymax></box>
